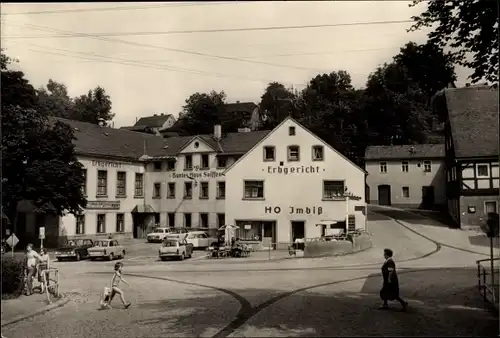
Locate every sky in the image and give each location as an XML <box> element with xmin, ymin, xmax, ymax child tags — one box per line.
<box><xmin>0</xmin><ymin>1</ymin><xmax>472</xmax><ymax>128</ymax></box>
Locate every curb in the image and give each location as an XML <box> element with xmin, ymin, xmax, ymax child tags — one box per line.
<box><xmin>1</xmin><ymin>294</ymin><xmax>70</xmax><ymax>328</ymax></box>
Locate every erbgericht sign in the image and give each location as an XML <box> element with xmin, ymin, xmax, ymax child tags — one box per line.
<box><xmin>267</xmin><ymin>165</ymin><xmax>322</xmax><ymax>175</ymax></box>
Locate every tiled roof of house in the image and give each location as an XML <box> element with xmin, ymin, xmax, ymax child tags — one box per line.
<box><xmin>56</xmin><ymin>118</ymin><xmax>269</xmax><ymax>160</ymax></box>
<box><xmin>224</xmin><ymin>102</ymin><xmax>258</xmax><ymax>113</ymax></box>
<box><xmin>134</xmin><ymin>114</ymin><xmax>172</xmax><ymax>128</ymax></box>
<box><xmin>444</xmin><ymin>85</ymin><xmax>499</xmax><ymax>158</ymax></box>
<box><xmin>365</xmin><ymin>144</ymin><xmax>445</xmax><ymax>160</ymax></box>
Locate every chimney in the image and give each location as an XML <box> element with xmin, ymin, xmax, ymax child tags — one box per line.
<box><xmin>214</xmin><ymin>124</ymin><xmax>222</xmax><ymax>140</ymax></box>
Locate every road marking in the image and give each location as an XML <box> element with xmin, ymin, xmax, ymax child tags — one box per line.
<box><xmin>190</xmin><ymin>254</ymin><xmax>210</xmax><ymax>261</ymax></box>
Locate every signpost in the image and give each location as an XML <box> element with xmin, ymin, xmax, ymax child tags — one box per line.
<box><xmin>482</xmin><ymin>212</ymin><xmax>499</xmax><ymax>304</ymax></box>
<box><xmin>39</xmin><ymin>226</ymin><xmax>46</xmax><ymax>249</ymax></box>
<box><xmin>7</xmin><ymin>233</ymin><xmax>19</xmax><ymax>257</ymax></box>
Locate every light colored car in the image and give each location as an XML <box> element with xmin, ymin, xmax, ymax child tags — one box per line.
<box><xmin>88</xmin><ymin>239</ymin><xmax>126</xmax><ymax>261</ymax></box>
<box><xmin>146</xmin><ymin>227</ymin><xmax>172</xmax><ymax>243</ymax></box>
<box><xmin>185</xmin><ymin>231</ymin><xmax>218</xmax><ymax>250</ymax></box>
<box><xmin>158</xmin><ymin>237</ymin><xmax>193</xmax><ymax>261</ymax></box>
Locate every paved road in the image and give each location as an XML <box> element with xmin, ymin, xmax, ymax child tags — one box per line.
<box><xmin>2</xmin><ymin>212</ymin><xmax>498</xmax><ymax>337</ymax></box>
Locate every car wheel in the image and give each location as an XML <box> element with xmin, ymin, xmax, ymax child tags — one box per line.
<box><xmin>57</xmin><ymin>258</ymin><xmax>62</xmax><ymax>262</ymax></box>
<box><xmin>75</xmin><ymin>252</ymin><xmax>81</xmax><ymax>261</ymax></box>
<box><xmin>108</xmin><ymin>253</ymin><xmax>114</xmax><ymax>261</ymax></box>
<box><xmin>179</xmin><ymin>253</ymin><xmax>185</xmax><ymax>261</ymax></box>
<box><xmin>160</xmin><ymin>257</ymin><xmax>167</xmax><ymax>261</ymax></box>
<box><xmin>121</xmin><ymin>250</ymin><xmax>126</xmax><ymax>259</ymax></box>
<box><xmin>188</xmin><ymin>252</ymin><xmax>192</xmax><ymax>258</ymax></box>
<box><xmin>90</xmin><ymin>258</ymin><xmax>96</xmax><ymax>261</ymax></box>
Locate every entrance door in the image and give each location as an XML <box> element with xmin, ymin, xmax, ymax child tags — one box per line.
<box><xmin>378</xmin><ymin>185</ymin><xmax>391</xmax><ymax>206</ymax></box>
<box><xmin>262</xmin><ymin>221</ymin><xmax>275</xmax><ymax>250</ymax></box>
<box><xmin>132</xmin><ymin>214</ymin><xmax>147</xmax><ymax>239</ymax></box>
<box><xmin>291</xmin><ymin>221</ymin><xmax>305</xmax><ymax>242</ymax></box>
<box><xmin>422</xmin><ymin>186</ymin><xmax>435</xmax><ymax>209</ymax></box>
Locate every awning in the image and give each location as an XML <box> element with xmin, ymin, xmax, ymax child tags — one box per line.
<box><xmin>218</xmin><ymin>224</ymin><xmax>238</xmax><ymax>231</ymax></box>
<box><xmin>131</xmin><ymin>205</ymin><xmax>156</xmax><ymax>213</ymax></box>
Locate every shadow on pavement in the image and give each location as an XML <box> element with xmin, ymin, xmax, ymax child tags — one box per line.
<box><xmin>130</xmin><ymin>267</ymin><xmax>498</xmax><ymax>337</ymax></box>
<box><xmin>370</xmin><ymin>208</ymin><xmax>454</xmax><ymax>229</ymax></box>
<box><xmin>468</xmin><ymin>235</ymin><xmax>499</xmax><ymax>248</ymax></box>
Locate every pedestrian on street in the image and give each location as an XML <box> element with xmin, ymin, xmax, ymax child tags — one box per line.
<box><xmin>38</xmin><ymin>248</ymin><xmax>50</xmax><ymax>293</ymax></box>
<box><xmin>379</xmin><ymin>248</ymin><xmax>408</xmax><ymax>311</ymax></box>
<box><xmin>25</xmin><ymin>243</ymin><xmax>40</xmax><ymax>296</ymax></box>
<box><xmin>108</xmin><ymin>262</ymin><xmax>131</xmax><ymax>309</ymax></box>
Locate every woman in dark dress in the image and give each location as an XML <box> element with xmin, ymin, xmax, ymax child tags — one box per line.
<box><xmin>379</xmin><ymin>248</ymin><xmax>408</xmax><ymax>310</ymax></box>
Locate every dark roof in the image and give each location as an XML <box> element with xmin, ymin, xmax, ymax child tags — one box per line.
<box><xmin>365</xmin><ymin>144</ymin><xmax>445</xmax><ymax>160</ymax></box>
<box><xmin>134</xmin><ymin>114</ymin><xmax>172</xmax><ymax>128</ymax></box>
<box><xmin>55</xmin><ymin>118</ymin><xmax>269</xmax><ymax>160</ymax></box>
<box><xmin>160</xmin><ymin>118</ymin><xmax>187</xmax><ymax>133</ymax></box>
<box><xmin>224</xmin><ymin>102</ymin><xmax>258</xmax><ymax>113</ymax></box>
<box><xmin>444</xmin><ymin>86</ymin><xmax>499</xmax><ymax>158</ymax></box>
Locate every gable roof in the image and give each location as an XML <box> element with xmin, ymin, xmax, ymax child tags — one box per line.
<box><xmin>224</xmin><ymin>102</ymin><xmax>258</xmax><ymax>114</ymax></box>
<box><xmin>444</xmin><ymin>86</ymin><xmax>499</xmax><ymax>158</ymax></box>
<box><xmin>177</xmin><ymin>135</ymin><xmax>217</xmax><ymax>153</ymax></box>
<box><xmin>365</xmin><ymin>144</ymin><xmax>445</xmax><ymax>160</ymax></box>
<box><xmin>55</xmin><ymin>117</ymin><xmax>167</xmax><ymax>160</ymax></box>
<box><xmin>224</xmin><ymin>117</ymin><xmax>366</xmax><ymax>174</ymax></box>
<box><xmin>134</xmin><ymin>114</ymin><xmax>172</xmax><ymax>128</ymax></box>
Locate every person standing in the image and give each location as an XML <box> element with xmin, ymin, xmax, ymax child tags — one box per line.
<box><xmin>379</xmin><ymin>248</ymin><xmax>408</xmax><ymax>311</ymax></box>
<box><xmin>38</xmin><ymin>248</ymin><xmax>50</xmax><ymax>293</ymax></box>
<box><xmin>25</xmin><ymin>244</ymin><xmax>40</xmax><ymax>296</ymax></box>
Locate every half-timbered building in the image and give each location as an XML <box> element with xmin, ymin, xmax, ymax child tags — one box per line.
<box><xmin>435</xmin><ymin>85</ymin><xmax>499</xmax><ymax>228</ymax></box>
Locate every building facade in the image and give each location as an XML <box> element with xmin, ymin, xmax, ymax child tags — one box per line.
<box><xmin>365</xmin><ymin>144</ymin><xmax>446</xmax><ymax>210</ymax></box>
<box><xmin>224</xmin><ymin>118</ymin><xmax>367</xmax><ymax>249</ymax></box>
<box><xmin>435</xmin><ymin>85</ymin><xmax>499</xmax><ymax>228</ymax></box>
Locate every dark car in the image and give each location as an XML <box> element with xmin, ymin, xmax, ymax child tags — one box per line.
<box><xmin>55</xmin><ymin>239</ymin><xmax>94</xmax><ymax>261</ymax></box>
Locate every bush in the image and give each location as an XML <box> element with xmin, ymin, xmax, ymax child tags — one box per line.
<box><xmin>1</xmin><ymin>255</ymin><xmax>26</xmax><ymax>297</ymax></box>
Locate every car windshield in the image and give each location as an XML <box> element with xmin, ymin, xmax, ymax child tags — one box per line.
<box><xmin>93</xmin><ymin>241</ymin><xmax>109</xmax><ymax>247</ymax></box>
<box><xmin>162</xmin><ymin>240</ymin><xmax>178</xmax><ymax>247</ymax></box>
<box><xmin>153</xmin><ymin>228</ymin><xmax>164</xmax><ymax>233</ymax></box>
<box><xmin>66</xmin><ymin>239</ymin><xmax>83</xmax><ymax>247</ymax></box>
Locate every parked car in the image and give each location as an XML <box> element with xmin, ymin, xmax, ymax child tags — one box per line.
<box><xmin>158</xmin><ymin>237</ymin><xmax>193</xmax><ymax>261</ymax></box>
<box><xmin>146</xmin><ymin>227</ymin><xmax>172</xmax><ymax>243</ymax></box>
<box><xmin>185</xmin><ymin>231</ymin><xmax>218</xmax><ymax>250</ymax></box>
<box><xmin>55</xmin><ymin>239</ymin><xmax>94</xmax><ymax>261</ymax></box>
<box><xmin>88</xmin><ymin>239</ymin><xmax>126</xmax><ymax>261</ymax></box>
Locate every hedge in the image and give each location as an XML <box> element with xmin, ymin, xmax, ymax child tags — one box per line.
<box><xmin>1</xmin><ymin>255</ymin><xmax>26</xmax><ymax>298</ymax></box>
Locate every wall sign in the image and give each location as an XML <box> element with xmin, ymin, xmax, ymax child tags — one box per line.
<box><xmin>265</xmin><ymin>206</ymin><xmax>323</xmax><ymax>215</ymax></box>
<box><xmin>468</xmin><ymin>205</ymin><xmax>476</xmax><ymax>214</ymax></box>
<box><xmin>91</xmin><ymin>160</ymin><xmax>123</xmax><ymax>168</ymax></box>
<box><xmin>267</xmin><ymin>165</ymin><xmax>323</xmax><ymax>175</ymax></box>
<box><xmin>172</xmin><ymin>171</ymin><xmax>225</xmax><ymax>179</ymax></box>
<box><xmin>86</xmin><ymin>201</ymin><xmax>121</xmax><ymax>210</ymax></box>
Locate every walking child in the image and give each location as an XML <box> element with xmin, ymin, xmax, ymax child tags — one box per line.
<box><xmin>108</xmin><ymin>262</ymin><xmax>131</xmax><ymax>309</ymax></box>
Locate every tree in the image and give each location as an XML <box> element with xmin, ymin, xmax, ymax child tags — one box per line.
<box><xmin>409</xmin><ymin>0</ymin><xmax>499</xmax><ymax>85</ymax></box>
<box><xmin>37</xmin><ymin>79</ymin><xmax>75</xmax><ymax>119</ymax></box>
<box><xmin>73</xmin><ymin>86</ymin><xmax>114</xmax><ymax>124</ymax></box>
<box><xmin>259</xmin><ymin>82</ymin><xmax>300</xmax><ymax>129</ymax></box>
<box><xmin>1</xmin><ymin>50</ymin><xmax>38</xmax><ymax>110</ymax></box>
<box><xmin>1</xmin><ymin>105</ymin><xmax>87</xmax><ymax>230</ymax></box>
<box><xmin>181</xmin><ymin>90</ymin><xmax>227</xmax><ymax>135</ymax></box>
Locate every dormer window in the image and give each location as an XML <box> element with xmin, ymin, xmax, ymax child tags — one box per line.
<box><xmin>289</xmin><ymin>126</ymin><xmax>296</xmax><ymax>136</ymax></box>
<box><xmin>288</xmin><ymin>145</ymin><xmax>300</xmax><ymax>161</ymax></box>
<box><xmin>263</xmin><ymin>146</ymin><xmax>275</xmax><ymax>161</ymax></box>
<box><xmin>153</xmin><ymin>161</ymin><xmax>162</xmax><ymax>171</ymax></box>
<box><xmin>166</xmin><ymin>159</ymin><xmax>176</xmax><ymax>171</ymax></box>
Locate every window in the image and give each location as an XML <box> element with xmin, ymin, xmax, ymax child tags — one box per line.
<box><xmin>217</xmin><ymin>181</ymin><xmax>226</xmax><ymax>199</ymax></box>
<box><xmin>217</xmin><ymin>213</ymin><xmax>225</xmax><ymax>228</ymax></box>
<box><xmin>116</xmin><ymin>171</ymin><xmax>126</xmax><ymax>196</ymax></box>
<box><xmin>289</xmin><ymin>126</ymin><xmax>296</xmax><ymax>135</ymax></box>
<box><xmin>402</xmin><ymin>187</ymin><xmax>410</xmax><ymax>198</ymax></box>
<box><xmin>97</xmin><ymin>170</ymin><xmax>108</xmax><ymax>196</ymax></box>
<box><xmin>184</xmin><ymin>182</ymin><xmax>192</xmax><ymax>199</ymax></box>
<box><xmin>288</xmin><ymin>145</ymin><xmax>300</xmax><ymax>161</ymax></box>
<box><xmin>81</xmin><ymin>169</ymin><xmax>87</xmax><ymax>196</ymax></box>
<box><xmin>402</xmin><ymin>161</ymin><xmax>409</xmax><ymax>173</ymax></box>
<box><xmin>485</xmin><ymin>201</ymin><xmax>498</xmax><ymax>214</ymax></box>
<box><xmin>168</xmin><ymin>213</ymin><xmax>175</xmax><ymax>227</ymax></box>
<box><xmin>116</xmin><ymin>213</ymin><xmax>124</xmax><ymax>232</ymax></box>
<box><xmin>201</xmin><ymin>154</ymin><xmax>209</xmax><ymax>169</ymax></box>
<box><xmin>380</xmin><ymin>162</ymin><xmax>387</xmax><ymax>173</ymax></box>
<box><xmin>135</xmin><ymin>173</ymin><xmax>144</xmax><ymax>197</ymax></box>
<box><xmin>167</xmin><ymin>183</ymin><xmax>176</xmax><ymax>199</ymax></box>
<box><xmin>200</xmin><ymin>213</ymin><xmax>209</xmax><ymax>228</ymax></box>
<box><xmin>244</xmin><ymin>180</ymin><xmax>264</xmax><ymax>199</ymax></box>
<box><xmin>323</xmin><ymin>180</ymin><xmax>345</xmax><ymax>199</ymax></box>
<box><xmin>153</xmin><ymin>161</ymin><xmax>162</xmax><ymax>171</ymax></box>
<box><xmin>76</xmin><ymin>214</ymin><xmax>85</xmax><ymax>235</ymax></box>
<box><xmin>184</xmin><ymin>155</ymin><xmax>193</xmax><ymax>170</ymax></box>
<box><xmin>312</xmin><ymin>146</ymin><xmax>324</xmax><ymax>161</ymax></box>
<box><xmin>477</xmin><ymin>164</ymin><xmax>489</xmax><ymax>177</ymax></box>
<box><xmin>167</xmin><ymin>159</ymin><xmax>176</xmax><ymax>171</ymax></box>
<box><xmin>423</xmin><ymin>160</ymin><xmax>432</xmax><ymax>172</ymax></box>
<box><xmin>263</xmin><ymin>146</ymin><xmax>276</xmax><ymax>161</ymax></box>
<box><xmin>217</xmin><ymin>157</ymin><xmax>227</xmax><ymax>168</ymax></box>
<box><xmin>153</xmin><ymin>183</ymin><xmax>161</xmax><ymax>198</ymax></box>
<box><xmin>184</xmin><ymin>213</ymin><xmax>192</xmax><ymax>227</ymax></box>
<box><xmin>200</xmin><ymin>182</ymin><xmax>209</xmax><ymax>199</ymax></box>
<box><xmin>97</xmin><ymin>214</ymin><xmax>106</xmax><ymax>233</ymax></box>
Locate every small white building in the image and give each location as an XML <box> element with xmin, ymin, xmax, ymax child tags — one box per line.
<box><xmin>224</xmin><ymin>117</ymin><xmax>367</xmax><ymax>249</ymax></box>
